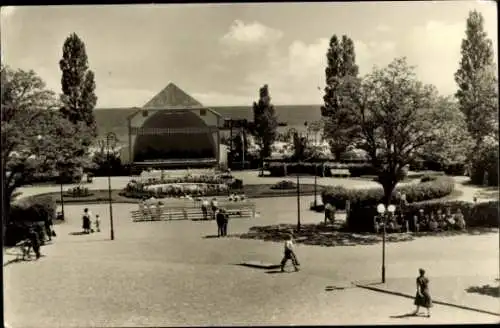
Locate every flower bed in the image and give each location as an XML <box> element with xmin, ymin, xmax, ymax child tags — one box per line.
<box><xmin>64</xmin><ymin>185</ymin><xmax>93</xmax><ymax>198</ymax></box>
<box><xmin>321</xmin><ymin>175</ymin><xmax>455</xmax><ymax>210</ymax></box>
<box><xmin>123</xmin><ymin>173</ymin><xmax>240</xmax><ymax>199</ymax></box>
<box><xmin>270</xmin><ymin>180</ymin><xmax>297</xmax><ymax>190</ymax></box>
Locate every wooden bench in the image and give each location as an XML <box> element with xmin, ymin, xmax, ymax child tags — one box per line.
<box><xmin>131</xmin><ymin>202</ymin><xmax>257</xmax><ymax>222</ymax></box>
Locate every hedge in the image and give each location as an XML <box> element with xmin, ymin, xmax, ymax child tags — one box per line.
<box><xmin>267</xmin><ymin>162</ymin><xmax>368</xmax><ymax>177</ymax></box>
<box><xmin>322</xmin><ymin>175</ymin><xmax>455</xmax><ymax>210</ymax></box>
<box><xmin>346</xmin><ymin>200</ymin><xmax>499</xmax><ymax>232</ymax></box>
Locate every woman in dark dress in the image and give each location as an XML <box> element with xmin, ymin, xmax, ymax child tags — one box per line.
<box><xmin>413</xmin><ymin>268</ymin><xmax>432</xmax><ymax>317</ymax></box>
<box><xmin>82</xmin><ymin>208</ymin><xmax>91</xmax><ymax>234</ymax></box>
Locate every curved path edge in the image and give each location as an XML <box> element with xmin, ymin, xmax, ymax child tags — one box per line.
<box><xmin>354</xmin><ymin>282</ymin><xmax>500</xmax><ymax>317</ymax></box>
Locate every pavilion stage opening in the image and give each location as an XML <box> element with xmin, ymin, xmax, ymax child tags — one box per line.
<box><xmin>122</xmin><ymin>83</ymin><xmax>223</xmax><ymax>171</ymax></box>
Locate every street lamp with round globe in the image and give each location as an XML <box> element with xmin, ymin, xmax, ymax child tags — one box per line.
<box><xmin>377</xmin><ymin>203</ymin><xmax>396</xmax><ymax>283</ymax></box>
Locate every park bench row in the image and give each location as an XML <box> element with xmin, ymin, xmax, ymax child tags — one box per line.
<box><xmin>131</xmin><ymin>203</ymin><xmax>257</xmax><ymax>222</ymax></box>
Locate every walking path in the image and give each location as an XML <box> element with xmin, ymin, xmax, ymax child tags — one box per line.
<box><xmin>4</xmin><ymin>172</ymin><xmax>499</xmax><ymax>326</ymax></box>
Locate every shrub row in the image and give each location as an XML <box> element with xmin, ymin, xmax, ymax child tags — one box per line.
<box><xmin>321</xmin><ymin>175</ymin><xmax>455</xmax><ymax>210</ymax></box>
<box><xmin>267</xmin><ymin>162</ymin><xmax>365</xmax><ymax>177</ymax></box>
<box><xmin>346</xmin><ymin>200</ymin><xmax>498</xmax><ymax>232</ymax></box>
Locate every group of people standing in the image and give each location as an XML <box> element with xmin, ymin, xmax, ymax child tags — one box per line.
<box><xmin>413</xmin><ymin>208</ymin><xmax>466</xmax><ymax>232</ymax></box>
<box><xmin>200</xmin><ymin>198</ymin><xmax>230</xmax><ymax>237</ymax></box>
<box><xmin>82</xmin><ymin>208</ymin><xmax>101</xmax><ymax>234</ymax></box>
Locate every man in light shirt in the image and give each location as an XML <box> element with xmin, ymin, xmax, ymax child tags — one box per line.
<box><xmin>280</xmin><ymin>234</ymin><xmax>300</xmax><ymax>272</ymax></box>
<box><xmin>201</xmin><ymin>198</ymin><xmax>209</xmax><ymax>220</ymax></box>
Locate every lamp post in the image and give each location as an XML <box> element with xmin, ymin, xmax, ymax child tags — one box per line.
<box><xmin>377</xmin><ymin>203</ymin><xmax>396</xmax><ymax>283</ymax></box>
<box><xmin>106</xmin><ymin>132</ymin><xmax>117</xmax><ymax>240</ymax></box>
<box><xmin>313</xmin><ymin>163</ymin><xmax>318</xmax><ymax>207</ymax></box>
<box><xmin>296</xmin><ymin>165</ymin><xmax>301</xmax><ymax>231</ymax></box>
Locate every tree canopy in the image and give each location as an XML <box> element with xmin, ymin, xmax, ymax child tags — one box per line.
<box><xmin>59</xmin><ymin>33</ymin><xmax>98</xmax><ymax>138</ymax></box>
<box><xmin>1</xmin><ymin>65</ymin><xmax>91</xmax><ymax>223</ymax></box>
<box><xmin>252</xmin><ymin>84</ymin><xmax>278</xmax><ymax>160</ymax></box>
<box><xmin>336</xmin><ymin>57</ymin><xmax>450</xmax><ymax>204</ymax></box>
<box><xmin>455</xmin><ymin>10</ymin><xmax>498</xmax><ymax>149</ymax></box>
<box><xmin>321</xmin><ymin>34</ymin><xmax>359</xmax><ymax>159</ymax></box>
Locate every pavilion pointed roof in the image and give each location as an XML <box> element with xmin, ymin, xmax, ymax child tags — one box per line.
<box><xmin>143</xmin><ymin>82</ymin><xmax>203</xmax><ymax>108</ymax></box>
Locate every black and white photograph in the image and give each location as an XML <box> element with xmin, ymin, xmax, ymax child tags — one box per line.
<box><xmin>1</xmin><ymin>1</ymin><xmax>498</xmax><ymax>326</ymax></box>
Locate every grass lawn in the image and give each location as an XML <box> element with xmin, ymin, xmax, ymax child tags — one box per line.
<box><xmin>27</xmin><ymin>184</ymin><xmax>325</xmax><ymax>205</ymax></box>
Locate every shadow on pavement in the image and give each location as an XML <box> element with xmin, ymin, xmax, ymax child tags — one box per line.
<box><xmin>69</xmin><ymin>231</ymin><xmax>89</xmax><ymax>236</ymax></box>
<box><xmin>238</xmin><ymin>223</ymin><xmax>414</xmax><ymax>247</ymax></box>
<box><xmin>3</xmin><ymin>254</ymin><xmax>46</xmax><ymax>267</ymax></box>
<box><xmin>325</xmin><ymin>285</ymin><xmax>347</xmax><ymax>291</ymax></box>
<box><xmin>203</xmin><ymin>235</ymin><xmax>220</xmax><ymax>239</ymax></box>
<box><xmin>265</xmin><ymin>270</ymin><xmax>284</xmax><ymax>274</ymax></box>
<box><xmin>390</xmin><ymin>313</ymin><xmax>418</xmax><ymax>319</ymax></box>
<box><xmin>465</xmin><ymin>284</ymin><xmax>500</xmax><ymax>298</ymax></box>
<box><xmin>238</xmin><ymin>223</ymin><xmax>499</xmax><ymax>247</ymax></box>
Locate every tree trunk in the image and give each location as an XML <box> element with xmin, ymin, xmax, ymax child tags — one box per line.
<box><xmin>380</xmin><ymin>178</ymin><xmax>397</xmax><ymax>207</ymax></box>
<box><xmin>334</xmin><ymin>150</ymin><xmax>343</xmax><ymax>162</ymax></box>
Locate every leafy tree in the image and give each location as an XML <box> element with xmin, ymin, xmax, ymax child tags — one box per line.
<box><xmin>1</xmin><ymin>66</ymin><xmax>90</xmax><ymax>226</ymax></box>
<box><xmin>59</xmin><ymin>33</ymin><xmax>98</xmax><ymax>138</ymax></box>
<box><xmin>253</xmin><ymin>84</ymin><xmax>278</xmax><ymax>171</ymax></box>
<box><xmin>230</xmin><ymin>131</ymin><xmax>249</xmax><ymax>164</ymax></box>
<box><xmin>418</xmin><ymin>96</ymin><xmax>474</xmax><ymax>165</ymax></box>
<box><xmin>90</xmin><ymin>137</ymin><xmax>123</xmax><ymax>176</ymax></box>
<box><xmin>321</xmin><ymin>34</ymin><xmax>359</xmax><ymax>160</ymax></box>
<box><xmin>455</xmin><ymin>10</ymin><xmax>498</xmax><ymax>150</ymax></box>
<box><xmin>337</xmin><ymin>57</ymin><xmax>447</xmax><ymax>205</ymax></box>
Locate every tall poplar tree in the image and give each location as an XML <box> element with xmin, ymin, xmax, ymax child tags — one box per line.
<box><xmin>454</xmin><ymin>10</ymin><xmax>498</xmax><ymax>149</ymax></box>
<box><xmin>321</xmin><ymin>34</ymin><xmax>359</xmax><ymax>160</ymax></box>
<box><xmin>253</xmin><ymin>84</ymin><xmax>278</xmax><ymax>172</ymax></box>
<box><xmin>59</xmin><ymin>33</ymin><xmax>98</xmax><ymax>138</ymax></box>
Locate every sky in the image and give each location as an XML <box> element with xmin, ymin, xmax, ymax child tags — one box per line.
<box><xmin>1</xmin><ymin>1</ymin><xmax>498</xmax><ymax>107</ymax></box>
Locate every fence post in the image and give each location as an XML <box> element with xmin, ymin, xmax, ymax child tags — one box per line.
<box><xmin>183</xmin><ymin>208</ymin><xmax>188</xmax><ymax>220</ymax></box>
<box><xmin>252</xmin><ymin>205</ymin><xmax>256</xmax><ymax>219</ymax></box>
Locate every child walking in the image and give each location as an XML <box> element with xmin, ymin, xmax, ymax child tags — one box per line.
<box><xmin>95</xmin><ymin>214</ymin><xmax>101</xmax><ymax>232</ymax></box>
<box><xmin>280</xmin><ymin>234</ymin><xmax>300</xmax><ymax>272</ymax></box>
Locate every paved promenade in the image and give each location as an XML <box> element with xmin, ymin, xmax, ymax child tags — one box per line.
<box><xmin>4</xmin><ymin>172</ymin><xmax>498</xmax><ymax>326</ymax></box>
<box><xmin>4</xmin><ymin>198</ymin><xmax>499</xmax><ymax>326</ymax></box>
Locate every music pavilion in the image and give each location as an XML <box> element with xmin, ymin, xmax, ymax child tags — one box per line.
<box><xmin>120</xmin><ymin>83</ymin><xmax>240</xmax><ymax>170</ymax></box>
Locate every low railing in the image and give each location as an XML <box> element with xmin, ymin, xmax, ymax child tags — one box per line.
<box><xmin>131</xmin><ymin>201</ymin><xmax>257</xmax><ymax>222</ymax></box>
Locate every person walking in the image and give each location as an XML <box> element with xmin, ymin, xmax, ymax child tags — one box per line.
<box><xmin>412</xmin><ymin>268</ymin><xmax>432</xmax><ymax>317</ymax></box>
<box><xmin>221</xmin><ymin>210</ymin><xmax>229</xmax><ymax>236</ymax></box>
<box><xmin>324</xmin><ymin>203</ymin><xmax>335</xmax><ymax>225</ymax></box>
<box><xmin>216</xmin><ymin>209</ymin><xmax>225</xmax><ymax>237</ymax></box>
<box><xmin>82</xmin><ymin>208</ymin><xmax>91</xmax><ymax>234</ymax></box>
<box><xmin>210</xmin><ymin>198</ymin><xmax>218</xmax><ymax>220</ymax></box>
<box><xmin>280</xmin><ymin>234</ymin><xmax>300</xmax><ymax>272</ymax></box>
<box><xmin>201</xmin><ymin>198</ymin><xmax>209</xmax><ymax>220</ymax></box>
<box><xmin>95</xmin><ymin>214</ymin><xmax>101</xmax><ymax>232</ymax></box>
<box><xmin>27</xmin><ymin>226</ymin><xmax>41</xmax><ymax>260</ymax></box>
<box><xmin>44</xmin><ymin>216</ymin><xmax>53</xmax><ymax>242</ymax></box>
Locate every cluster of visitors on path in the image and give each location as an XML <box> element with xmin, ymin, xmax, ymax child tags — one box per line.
<box><xmin>82</xmin><ymin>208</ymin><xmax>101</xmax><ymax>234</ymax></box>
<box><xmin>16</xmin><ymin>212</ymin><xmax>58</xmax><ymax>260</ymax></box>
<box><xmin>413</xmin><ymin>208</ymin><xmax>466</xmax><ymax>232</ymax></box>
<box><xmin>374</xmin><ymin>206</ymin><xmax>466</xmax><ymax>233</ymax></box>
<box><xmin>20</xmin><ymin>225</ymin><xmax>42</xmax><ymax>260</ymax></box>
